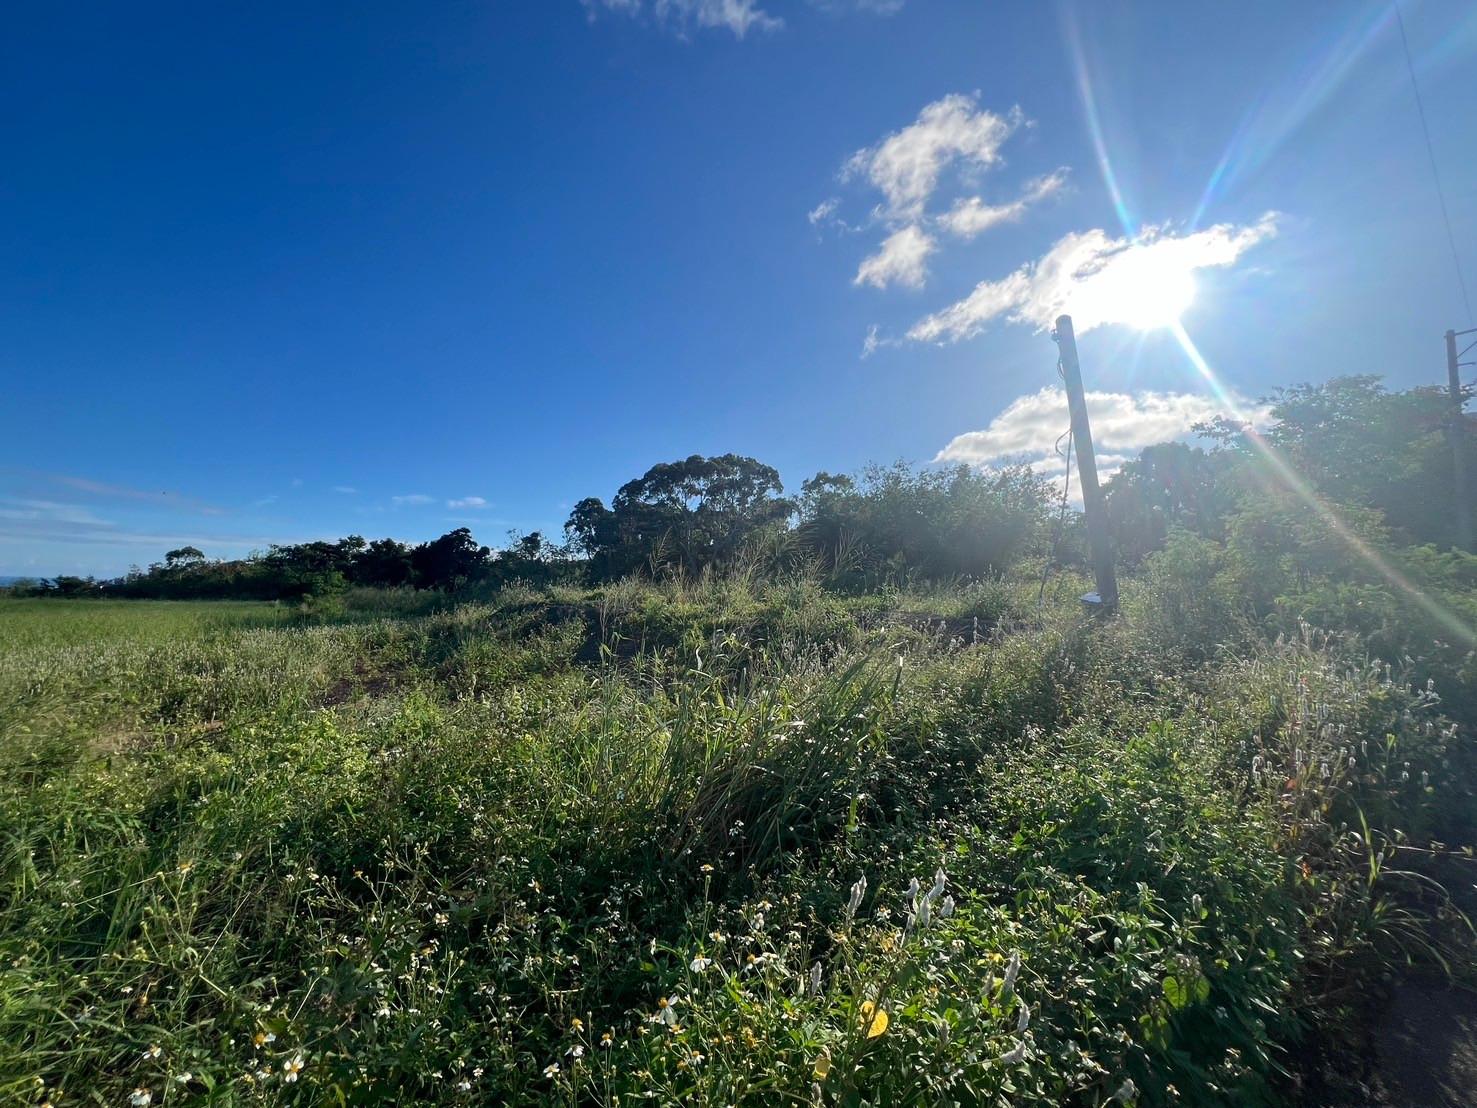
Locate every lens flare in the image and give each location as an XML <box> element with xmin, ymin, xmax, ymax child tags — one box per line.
<box><xmin>1168</xmin><ymin>322</ymin><xmax>1476</xmax><ymax>647</ymax></box>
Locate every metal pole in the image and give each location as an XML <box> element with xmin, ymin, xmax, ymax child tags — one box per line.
<box><xmin>1054</xmin><ymin>314</ymin><xmax>1119</xmax><ymax>612</ymax></box>
<box><xmin>1447</xmin><ymin>328</ymin><xmax>1473</xmax><ymax>552</ymax></box>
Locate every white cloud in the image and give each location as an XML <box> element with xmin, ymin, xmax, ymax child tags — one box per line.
<box><xmin>447</xmin><ymin>496</ymin><xmax>489</xmax><ymax>510</ymax></box>
<box><xmin>844</xmin><ymin>95</ymin><xmax>1022</xmax><ymax>222</ymax></box>
<box><xmin>940</xmin><ymin>169</ymin><xmax>1067</xmax><ymax>240</ymax></box>
<box><xmin>332</xmin><ymin>485</ymin><xmax>358</xmax><ymax>495</ymax></box>
<box><xmin>581</xmin><ymin>0</ymin><xmax>782</xmax><ymax>37</ymax></box>
<box><xmin>854</xmin><ymin>224</ymin><xmax>936</xmax><ymax>290</ymax></box>
<box><xmin>822</xmin><ymin>94</ymin><xmax>1042</xmax><ymax>299</ymax></box>
<box><xmin>391</xmin><ymin>494</ymin><xmax>435</xmax><ymax>507</ymax></box>
<box><xmin>909</xmin><ymin>213</ymin><xmax>1279</xmax><ymax>344</ymax></box>
<box><xmin>935</xmin><ymin>386</ymin><xmax>1268</xmax><ymax>489</ymax></box>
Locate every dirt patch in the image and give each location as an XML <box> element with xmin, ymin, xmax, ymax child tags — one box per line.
<box><xmin>1364</xmin><ymin>979</ymin><xmax>1477</xmax><ymax>1107</ymax></box>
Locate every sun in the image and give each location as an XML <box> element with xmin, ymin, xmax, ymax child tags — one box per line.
<box><xmin>1070</xmin><ymin>253</ymin><xmax>1198</xmax><ymax>331</ymax></box>
<box><xmin>1116</xmin><ymin>264</ymin><xmax>1196</xmax><ymax>329</ymax></box>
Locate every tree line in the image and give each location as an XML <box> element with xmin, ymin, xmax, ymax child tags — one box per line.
<box><xmin>10</xmin><ymin>375</ymin><xmax>1474</xmax><ymax>605</ymax></box>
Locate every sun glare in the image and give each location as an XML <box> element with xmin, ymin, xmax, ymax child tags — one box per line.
<box><xmin>1072</xmin><ymin>254</ymin><xmax>1198</xmax><ymax>331</ymax></box>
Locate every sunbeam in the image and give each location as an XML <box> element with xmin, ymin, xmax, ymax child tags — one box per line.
<box><xmin>1169</xmin><ymin>321</ymin><xmax>1477</xmax><ymax>647</ymax></box>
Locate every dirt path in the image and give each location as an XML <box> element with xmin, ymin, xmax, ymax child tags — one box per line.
<box><xmin>1357</xmin><ymin>853</ymin><xmax>1477</xmax><ymax>1108</ymax></box>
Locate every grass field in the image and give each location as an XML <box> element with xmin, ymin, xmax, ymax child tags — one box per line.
<box><xmin>1</xmin><ymin>575</ymin><xmax>1472</xmax><ymax>1105</ymax></box>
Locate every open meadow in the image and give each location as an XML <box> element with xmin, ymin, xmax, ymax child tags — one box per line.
<box><xmin>3</xmin><ymin>566</ymin><xmax>1474</xmax><ymax>1106</ymax></box>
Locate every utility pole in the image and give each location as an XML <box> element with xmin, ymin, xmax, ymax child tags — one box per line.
<box><xmin>1053</xmin><ymin>314</ymin><xmax>1119</xmax><ymax>613</ymax></box>
<box><xmin>1447</xmin><ymin>328</ymin><xmax>1474</xmax><ymax>552</ymax></box>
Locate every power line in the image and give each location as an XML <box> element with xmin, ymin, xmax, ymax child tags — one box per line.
<box><xmin>1393</xmin><ymin>0</ymin><xmax>1474</xmax><ymax>324</ymax></box>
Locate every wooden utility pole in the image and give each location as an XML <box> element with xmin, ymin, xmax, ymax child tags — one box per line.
<box><xmin>1447</xmin><ymin>328</ymin><xmax>1474</xmax><ymax>552</ymax></box>
<box><xmin>1054</xmin><ymin>314</ymin><xmax>1119</xmax><ymax>613</ymax></box>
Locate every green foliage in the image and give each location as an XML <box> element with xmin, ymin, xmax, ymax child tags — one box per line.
<box><xmin>4</xmin><ymin>372</ymin><xmax>1477</xmax><ymax>1104</ymax></box>
<box><xmin>1</xmin><ymin>567</ymin><xmax>1469</xmax><ymax>1105</ymax></box>
<box><xmin>797</xmin><ymin>462</ymin><xmax>1054</xmax><ymax>589</ymax></box>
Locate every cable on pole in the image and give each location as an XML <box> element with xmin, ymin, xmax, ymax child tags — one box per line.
<box><xmin>1394</xmin><ymin>0</ymin><xmax>1474</xmax><ymax>324</ymax></box>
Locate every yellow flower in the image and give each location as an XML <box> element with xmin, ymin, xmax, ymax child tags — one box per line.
<box><xmin>813</xmin><ymin>1051</ymin><xmax>832</xmax><ymax>1080</ymax></box>
<box><xmin>569</xmin><ymin>1017</ymin><xmax>584</xmax><ymax>1032</ymax></box>
<box><xmin>700</xmin><ymin>864</ymin><xmax>714</xmax><ymax>873</ymax></box>
<box><xmin>859</xmin><ymin>1000</ymin><xmax>889</xmax><ymax>1039</ymax></box>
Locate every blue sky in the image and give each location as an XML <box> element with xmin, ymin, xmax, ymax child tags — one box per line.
<box><xmin>4</xmin><ymin>0</ymin><xmax>1477</xmax><ymax>577</ymax></box>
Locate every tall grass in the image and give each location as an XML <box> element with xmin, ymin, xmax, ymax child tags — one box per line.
<box><xmin>0</xmin><ymin>578</ymin><xmax>1469</xmax><ymax>1105</ymax></box>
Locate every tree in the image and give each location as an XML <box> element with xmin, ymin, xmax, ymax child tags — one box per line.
<box><xmin>796</xmin><ymin>462</ymin><xmax>1053</xmax><ymax>587</ymax></box>
<box><xmin>1103</xmin><ymin>442</ymin><xmax>1230</xmax><ymax>564</ymax></box>
<box><xmin>352</xmin><ymin>538</ymin><xmax>414</xmax><ymax>588</ymax></box>
<box><xmin>164</xmin><ymin>546</ymin><xmax>206</xmax><ymax>567</ymax></box>
<box><xmin>411</xmin><ymin>528</ymin><xmax>491</xmax><ymax>590</ymax></box>
<box><xmin>567</xmin><ymin>454</ymin><xmax>794</xmax><ymax>578</ymax></box>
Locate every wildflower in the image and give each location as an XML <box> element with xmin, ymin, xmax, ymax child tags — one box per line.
<box><xmin>176</xmin><ymin>860</ymin><xmax>194</xmax><ymax>876</ymax></box>
<box><xmin>700</xmin><ymin>864</ymin><xmax>714</xmax><ymax>874</ymax></box>
<box><xmin>130</xmin><ymin>1091</ymin><xmax>152</xmax><ymax>1107</ymax></box>
<box><xmin>905</xmin><ymin>877</ymin><xmax>920</xmax><ymax>910</ymax></box>
<box><xmin>813</xmin><ymin>1051</ymin><xmax>832</xmax><ymax>1080</ymax></box>
<box><xmin>926</xmin><ymin>868</ymin><xmax>946</xmax><ymax>905</ymax></box>
<box><xmin>253</xmin><ymin>1031</ymin><xmax>276</xmax><ymax>1046</ymax></box>
<box><xmin>858</xmin><ymin>1000</ymin><xmax>889</xmax><ymax>1039</ymax></box>
<box><xmin>809</xmin><ymin>962</ymin><xmax>823</xmax><ymax>996</ymax></box>
<box><xmin>1016</xmin><ymin>1002</ymin><xmax>1031</xmax><ymax>1032</ymax></box>
<box><xmin>567</xmin><ymin>1045</ymin><xmax>585</xmax><ymax>1060</ymax></box>
<box><xmin>175</xmin><ymin>1072</ymin><xmax>192</xmax><ymax>1084</ymax></box>
<box><xmin>600</xmin><ymin>1031</ymin><xmax>614</xmax><ymax>1048</ymax></box>
<box><xmin>457</xmin><ymin>1079</ymin><xmax>472</xmax><ymax>1091</ymax></box>
<box><xmin>142</xmin><ymin>1045</ymin><xmax>162</xmax><ymax>1061</ymax></box>
<box><xmin>569</xmin><ymin>1017</ymin><xmax>584</xmax><ymax>1032</ymax></box>
<box><xmin>282</xmin><ymin>1055</ymin><xmax>304</xmax><ymax>1083</ymax></box>
<box><xmin>939</xmin><ymin>895</ymin><xmax>956</xmax><ymax>920</ymax></box>
<box><xmin>1000</xmin><ymin>1041</ymin><xmax>1026</xmax><ymax>1065</ymax></box>
<box><xmin>1001</xmin><ymin>951</ymin><xmax>1021</xmax><ymax>994</ymax></box>
<box><xmin>690</xmin><ymin>955</ymin><xmax>713</xmax><ymax>972</ymax></box>
<box><xmin>844</xmin><ymin>874</ymin><xmax>867</xmax><ymax>920</ymax></box>
<box><xmin>434</xmin><ymin>913</ymin><xmax>449</xmax><ymax>926</ymax></box>
<box><xmin>542</xmin><ymin>1063</ymin><xmax>560</xmax><ymax>1079</ymax></box>
<box><xmin>656</xmin><ymin>997</ymin><xmax>679</xmax><ymax>1027</ymax></box>
<box><xmin>1114</xmin><ymin>1077</ymin><xmax>1138</xmax><ymax>1102</ymax></box>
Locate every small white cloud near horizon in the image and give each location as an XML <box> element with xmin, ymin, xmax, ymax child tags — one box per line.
<box><xmin>332</xmin><ymin>485</ymin><xmax>358</xmax><ymax>495</ymax></box>
<box><xmin>909</xmin><ymin>213</ymin><xmax>1279</xmax><ymax>344</ymax></box>
<box><xmin>854</xmin><ymin>224</ymin><xmax>937</xmax><ymax>289</ymax></box>
<box><xmin>447</xmin><ymin>496</ymin><xmax>489</xmax><ymax>510</ymax></box>
<box><xmin>579</xmin><ymin>0</ymin><xmax>781</xmax><ymax>37</ymax></box>
<box><xmin>391</xmin><ymin>494</ymin><xmax>435</xmax><ymax>507</ymax></box>
<box><xmin>935</xmin><ymin>386</ymin><xmax>1269</xmax><ymax>492</ymax></box>
<box><xmin>940</xmin><ymin>169</ymin><xmax>1068</xmax><ymax>240</ymax></box>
